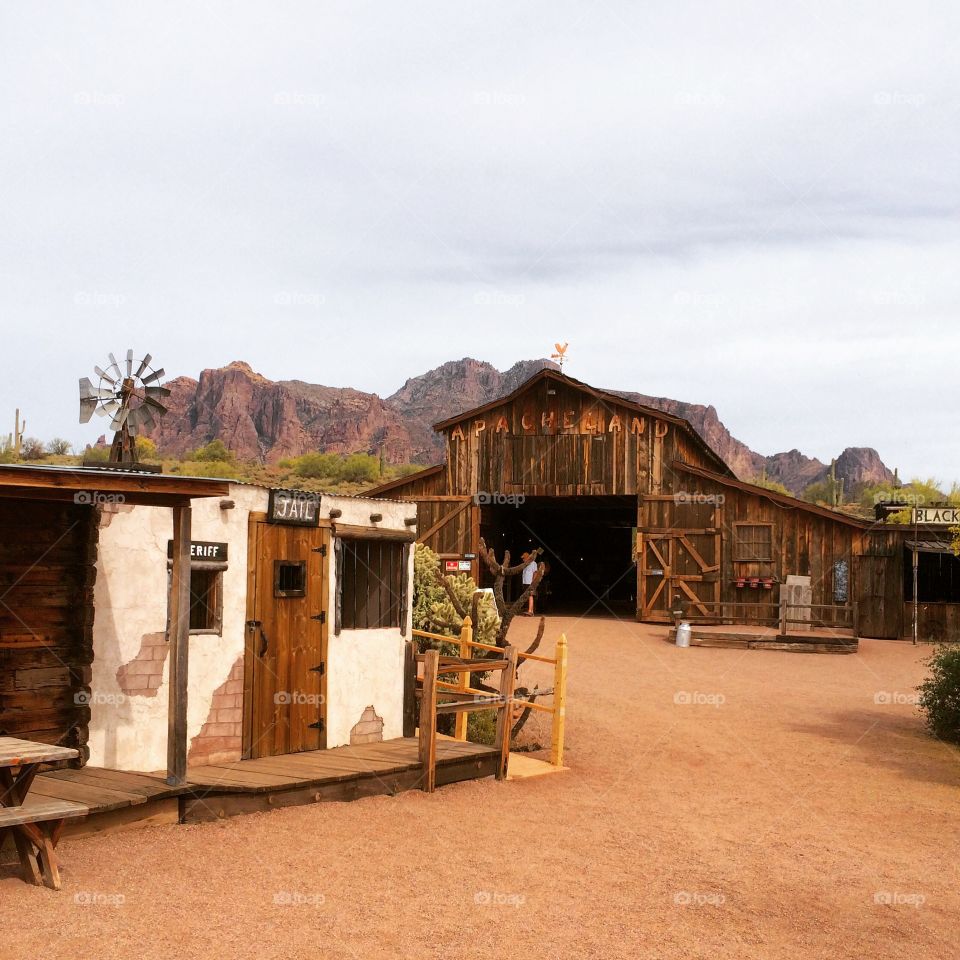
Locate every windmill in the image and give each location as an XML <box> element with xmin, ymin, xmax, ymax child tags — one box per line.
<box><xmin>79</xmin><ymin>350</ymin><xmax>170</xmax><ymax>465</ymax></box>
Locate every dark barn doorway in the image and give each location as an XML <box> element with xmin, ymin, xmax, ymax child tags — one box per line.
<box><xmin>480</xmin><ymin>496</ymin><xmax>637</xmax><ymax>616</ymax></box>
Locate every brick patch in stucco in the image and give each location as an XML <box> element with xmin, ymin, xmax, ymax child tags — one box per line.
<box><xmin>350</xmin><ymin>705</ymin><xmax>384</xmax><ymax>745</ymax></box>
<box><xmin>116</xmin><ymin>631</ymin><xmax>167</xmax><ymax>698</ymax></box>
<box><xmin>188</xmin><ymin>656</ymin><xmax>244</xmax><ymax>765</ymax></box>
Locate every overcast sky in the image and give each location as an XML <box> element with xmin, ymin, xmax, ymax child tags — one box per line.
<box><xmin>2</xmin><ymin>1</ymin><xmax>957</xmax><ymax>481</ymax></box>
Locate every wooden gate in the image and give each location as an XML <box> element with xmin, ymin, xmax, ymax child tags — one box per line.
<box><xmin>638</xmin><ymin>497</ymin><xmax>722</xmax><ymax>622</ymax></box>
<box><xmin>243</xmin><ymin>519</ymin><xmax>329</xmax><ymax>758</ymax></box>
<box><xmin>854</xmin><ymin>553</ymin><xmax>901</xmax><ymax>639</ymax></box>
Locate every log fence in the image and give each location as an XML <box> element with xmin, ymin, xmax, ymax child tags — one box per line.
<box><xmin>412</xmin><ymin>618</ymin><xmax>568</xmax><ymax>773</ymax></box>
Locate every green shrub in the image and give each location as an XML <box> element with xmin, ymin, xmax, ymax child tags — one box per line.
<box><xmin>179</xmin><ymin>460</ymin><xmax>241</xmax><ymax>479</ymax></box>
<box><xmin>918</xmin><ymin>645</ymin><xmax>960</xmax><ymax>744</ymax></box>
<box><xmin>189</xmin><ymin>440</ymin><xmax>234</xmax><ymax>462</ymax></box>
<box><xmin>291</xmin><ymin>452</ymin><xmax>343</xmax><ymax>479</ymax></box>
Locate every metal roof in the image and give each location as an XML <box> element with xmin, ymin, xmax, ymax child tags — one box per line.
<box><xmin>905</xmin><ymin>539</ymin><xmax>957</xmax><ymax>554</ymax></box>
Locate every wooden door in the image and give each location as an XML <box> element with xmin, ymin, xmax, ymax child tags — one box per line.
<box><xmin>244</xmin><ymin>521</ymin><xmax>329</xmax><ymax>758</ymax></box>
<box><xmin>854</xmin><ymin>554</ymin><xmax>901</xmax><ymax>639</ymax></box>
<box><xmin>638</xmin><ymin>497</ymin><xmax>721</xmax><ymax>622</ymax></box>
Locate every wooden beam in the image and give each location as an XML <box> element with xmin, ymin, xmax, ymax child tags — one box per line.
<box><xmin>418</xmin><ymin>649</ymin><xmax>439</xmax><ymax>793</ymax></box>
<box><xmin>494</xmin><ymin>645</ymin><xmax>518</xmax><ymax>781</ymax></box>
<box><xmin>166</xmin><ymin>505</ymin><xmax>191</xmax><ymax>786</ymax></box>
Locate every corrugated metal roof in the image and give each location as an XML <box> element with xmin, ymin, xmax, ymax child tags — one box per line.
<box><xmin>905</xmin><ymin>539</ymin><xmax>957</xmax><ymax>554</ymax></box>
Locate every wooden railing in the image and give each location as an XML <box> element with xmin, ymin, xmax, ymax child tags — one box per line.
<box><xmin>412</xmin><ymin>618</ymin><xmax>568</xmax><ymax>769</ymax></box>
<box><xmin>669</xmin><ymin>600</ymin><xmax>857</xmax><ymax>633</ymax></box>
<box><xmin>778</xmin><ymin>601</ymin><xmax>857</xmax><ymax>633</ymax></box>
<box><xmin>415</xmin><ymin>645</ymin><xmax>516</xmax><ymax>792</ymax></box>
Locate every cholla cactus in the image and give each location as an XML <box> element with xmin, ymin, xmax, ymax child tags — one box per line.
<box><xmin>412</xmin><ymin>544</ymin><xmax>499</xmax><ymax>646</ymax></box>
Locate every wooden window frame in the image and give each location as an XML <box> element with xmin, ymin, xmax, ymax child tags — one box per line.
<box><xmin>273</xmin><ymin>559</ymin><xmax>307</xmax><ymax>598</ymax></box>
<box><xmin>167</xmin><ymin>560</ymin><xmax>226</xmax><ymax>636</ymax></box>
<box><xmin>337</xmin><ymin>538</ymin><xmax>405</xmax><ymax>632</ymax></box>
<box><xmin>732</xmin><ymin>522</ymin><xmax>774</xmax><ymax>563</ymax></box>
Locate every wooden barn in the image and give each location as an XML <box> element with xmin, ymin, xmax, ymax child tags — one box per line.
<box><xmin>370</xmin><ymin>367</ymin><xmax>957</xmax><ymax>641</ymax></box>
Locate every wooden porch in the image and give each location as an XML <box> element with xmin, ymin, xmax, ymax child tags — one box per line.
<box><xmin>13</xmin><ymin>737</ymin><xmax>499</xmax><ymax>837</ymax></box>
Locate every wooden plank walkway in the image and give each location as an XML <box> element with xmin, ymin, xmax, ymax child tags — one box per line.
<box><xmin>24</xmin><ymin>737</ymin><xmax>500</xmax><ymax>832</ymax></box>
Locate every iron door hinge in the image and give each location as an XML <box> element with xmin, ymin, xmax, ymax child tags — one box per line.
<box><xmin>308</xmin><ymin>719</ymin><xmax>325</xmax><ymax>731</ymax></box>
<box><xmin>313</xmin><ymin>545</ymin><xmax>327</xmax><ymax>557</ymax></box>
<box><xmin>309</xmin><ymin>662</ymin><xmax>325</xmax><ymax>675</ymax></box>
<box><xmin>311</xmin><ymin>611</ymin><xmax>326</xmax><ymax>624</ymax></box>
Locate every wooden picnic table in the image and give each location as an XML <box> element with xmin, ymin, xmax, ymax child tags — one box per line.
<box><xmin>0</xmin><ymin>737</ymin><xmax>87</xmax><ymax>889</ymax></box>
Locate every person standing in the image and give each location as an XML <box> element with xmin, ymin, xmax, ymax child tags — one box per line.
<box><xmin>522</xmin><ymin>552</ymin><xmax>538</xmax><ymax>615</ymax></box>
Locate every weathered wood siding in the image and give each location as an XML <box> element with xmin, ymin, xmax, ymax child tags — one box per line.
<box><xmin>442</xmin><ymin>377</ymin><xmax>717</xmax><ymax>498</ymax></box>
<box><xmin>0</xmin><ymin>500</ymin><xmax>97</xmax><ymax>762</ymax></box>
<box><xmin>643</xmin><ymin>474</ymin><xmax>866</xmax><ymax>624</ymax></box>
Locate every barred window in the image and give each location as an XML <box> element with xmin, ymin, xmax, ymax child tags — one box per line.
<box><xmin>339</xmin><ymin>540</ymin><xmax>404</xmax><ymax>630</ymax></box>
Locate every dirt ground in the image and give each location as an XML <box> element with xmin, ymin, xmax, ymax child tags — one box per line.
<box><xmin>3</xmin><ymin>618</ymin><xmax>958</xmax><ymax>960</ymax></box>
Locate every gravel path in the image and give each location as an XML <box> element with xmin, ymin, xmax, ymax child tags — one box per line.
<box><xmin>3</xmin><ymin>618</ymin><xmax>958</xmax><ymax>959</ymax></box>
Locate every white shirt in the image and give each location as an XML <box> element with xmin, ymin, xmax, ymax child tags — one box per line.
<box><xmin>522</xmin><ymin>560</ymin><xmax>538</xmax><ymax>585</ymax></box>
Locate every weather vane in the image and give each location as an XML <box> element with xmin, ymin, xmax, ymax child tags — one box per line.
<box><xmin>550</xmin><ymin>342</ymin><xmax>568</xmax><ymax>373</ymax></box>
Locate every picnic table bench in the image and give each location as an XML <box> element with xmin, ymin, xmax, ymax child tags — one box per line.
<box><xmin>0</xmin><ymin>737</ymin><xmax>88</xmax><ymax>889</ymax></box>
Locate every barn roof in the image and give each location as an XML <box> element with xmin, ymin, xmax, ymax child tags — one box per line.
<box><xmin>432</xmin><ymin>367</ymin><xmax>735</xmax><ymax>478</ymax></box>
<box><xmin>672</xmin><ymin>461</ymin><xmax>872</xmax><ymax>529</ymax></box>
<box><xmin>361</xmin><ymin>463</ymin><xmax>444</xmax><ymax>497</ymax></box>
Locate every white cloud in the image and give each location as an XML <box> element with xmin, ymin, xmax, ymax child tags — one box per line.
<box><xmin>0</xmin><ymin>0</ymin><xmax>957</xmax><ymax>481</ymax></box>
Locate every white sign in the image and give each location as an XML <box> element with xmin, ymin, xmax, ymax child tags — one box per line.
<box><xmin>911</xmin><ymin>506</ymin><xmax>960</xmax><ymax>525</ymax></box>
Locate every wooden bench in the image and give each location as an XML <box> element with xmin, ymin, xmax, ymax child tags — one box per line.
<box><xmin>0</xmin><ymin>736</ymin><xmax>88</xmax><ymax>889</ymax></box>
<box><xmin>0</xmin><ymin>799</ymin><xmax>88</xmax><ymax>889</ymax></box>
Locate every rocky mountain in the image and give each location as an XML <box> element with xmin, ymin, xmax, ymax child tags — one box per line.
<box><xmin>612</xmin><ymin>390</ymin><xmax>893</xmax><ymax>493</ymax></box>
<box><xmin>147</xmin><ymin>358</ymin><xmax>894</xmax><ymax>495</ymax></box>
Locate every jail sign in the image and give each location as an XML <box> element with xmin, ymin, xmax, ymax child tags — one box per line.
<box><xmin>268</xmin><ymin>489</ymin><xmax>321</xmax><ymax>526</ymax></box>
<box><xmin>911</xmin><ymin>506</ymin><xmax>960</xmax><ymax>525</ymax></box>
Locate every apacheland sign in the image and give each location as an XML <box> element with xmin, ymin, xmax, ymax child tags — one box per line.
<box><xmin>911</xmin><ymin>506</ymin><xmax>960</xmax><ymax>525</ymax></box>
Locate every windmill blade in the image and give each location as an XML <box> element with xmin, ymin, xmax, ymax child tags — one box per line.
<box><xmin>94</xmin><ymin>364</ymin><xmax>117</xmax><ymax>386</ymax></box>
<box><xmin>81</xmin><ymin>378</ymin><xmax>116</xmax><ymax>401</ymax></box>
<box><xmin>79</xmin><ymin>397</ymin><xmax>98</xmax><ymax>423</ymax></box>
<box><xmin>133</xmin><ymin>353</ymin><xmax>152</xmax><ymax>378</ymax></box>
<box><xmin>137</xmin><ymin>404</ymin><xmax>156</xmax><ymax>432</ymax></box>
<box><xmin>126</xmin><ymin>409</ymin><xmax>140</xmax><ymax>436</ymax></box>
<box><xmin>141</xmin><ymin>367</ymin><xmax>165</xmax><ymax>386</ymax></box>
<box><xmin>126</xmin><ymin>349</ymin><xmax>134</xmax><ymax>377</ymax></box>
<box><xmin>106</xmin><ymin>353</ymin><xmax>122</xmax><ymax>381</ymax></box>
<box><xmin>109</xmin><ymin>405</ymin><xmax>130</xmax><ymax>432</ymax></box>
<box><xmin>95</xmin><ymin>399</ymin><xmax>120</xmax><ymax>418</ymax></box>
<box><xmin>144</xmin><ymin>385</ymin><xmax>171</xmax><ymax>399</ymax></box>
<box><xmin>143</xmin><ymin>395</ymin><xmax>168</xmax><ymax>415</ymax></box>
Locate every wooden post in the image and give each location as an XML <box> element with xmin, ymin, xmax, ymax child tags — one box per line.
<box><xmin>455</xmin><ymin>616</ymin><xmax>472</xmax><ymax>740</ymax></box>
<box><xmin>402</xmin><ymin>641</ymin><xmax>416</xmax><ymax>738</ymax></box>
<box><xmin>550</xmin><ymin>634</ymin><xmax>568</xmax><ymax>767</ymax></box>
<box><xmin>418</xmin><ymin>648</ymin><xmax>439</xmax><ymax>792</ymax></box>
<box><xmin>166</xmin><ymin>504</ymin><xmax>192</xmax><ymax>786</ymax></box>
<box><xmin>779</xmin><ymin>595</ymin><xmax>787</xmax><ymax>636</ymax></box>
<box><xmin>494</xmin><ymin>644</ymin><xmax>518</xmax><ymax>781</ymax></box>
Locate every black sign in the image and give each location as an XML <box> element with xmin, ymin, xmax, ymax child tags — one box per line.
<box><xmin>268</xmin><ymin>488</ymin><xmax>321</xmax><ymax>526</ymax></box>
<box><xmin>166</xmin><ymin>540</ymin><xmax>228</xmax><ymax>561</ymax></box>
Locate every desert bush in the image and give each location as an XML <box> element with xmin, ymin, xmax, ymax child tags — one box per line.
<box><xmin>47</xmin><ymin>437</ymin><xmax>72</xmax><ymax>456</ymax></box>
<box><xmin>20</xmin><ymin>437</ymin><xmax>46</xmax><ymax>460</ymax></box>
<box><xmin>918</xmin><ymin>645</ymin><xmax>960</xmax><ymax>744</ymax></box>
<box><xmin>189</xmin><ymin>440</ymin><xmax>234</xmax><ymax>462</ymax></box>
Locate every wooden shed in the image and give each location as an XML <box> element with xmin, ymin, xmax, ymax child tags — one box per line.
<box><xmin>0</xmin><ymin>464</ymin><xmax>228</xmax><ymax>776</ymax></box>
